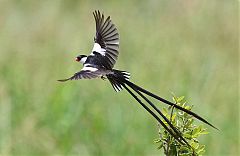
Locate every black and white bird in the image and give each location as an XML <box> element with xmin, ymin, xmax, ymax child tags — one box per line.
<box><xmin>58</xmin><ymin>10</ymin><xmax>216</xmax><ymax>145</ymax></box>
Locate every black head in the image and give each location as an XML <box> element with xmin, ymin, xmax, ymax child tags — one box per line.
<box><xmin>75</xmin><ymin>55</ymin><xmax>87</xmax><ymax>63</ymax></box>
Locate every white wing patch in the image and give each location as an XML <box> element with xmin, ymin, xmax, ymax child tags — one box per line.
<box><xmin>91</xmin><ymin>43</ymin><xmax>106</xmax><ymax>56</ymax></box>
<box><xmin>82</xmin><ymin>65</ymin><xmax>98</xmax><ymax>72</ymax></box>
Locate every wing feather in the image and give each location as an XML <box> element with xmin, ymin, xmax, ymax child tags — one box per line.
<box><xmin>92</xmin><ymin>10</ymin><xmax>119</xmax><ymax>68</ymax></box>
<box><xmin>58</xmin><ymin>66</ymin><xmax>102</xmax><ymax>82</ymax></box>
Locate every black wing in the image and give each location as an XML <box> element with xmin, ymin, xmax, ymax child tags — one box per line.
<box><xmin>92</xmin><ymin>10</ymin><xmax>119</xmax><ymax>68</ymax></box>
<box><xmin>58</xmin><ymin>66</ymin><xmax>102</xmax><ymax>82</ymax></box>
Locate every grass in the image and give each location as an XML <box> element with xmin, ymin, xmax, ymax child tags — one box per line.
<box><xmin>0</xmin><ymin>0</ymin><xmax>238</xmax><ymax>155</ymax></box>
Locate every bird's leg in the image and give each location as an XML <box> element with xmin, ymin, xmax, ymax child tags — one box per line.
<box><xmin>101</xmin><ymin>76</ymin><xmax>107</xmax><ymax>80</ymax></box>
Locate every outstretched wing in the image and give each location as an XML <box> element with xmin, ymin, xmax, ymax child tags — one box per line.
<box><xmin>58</xmin><ymin>66</ymin><xmax>102</xmax><ymax>82</ymax></box>
<box><xmin>91</xmin><ymin>10</ymin><xmax>119</xmax><ymax>69</ymax></box>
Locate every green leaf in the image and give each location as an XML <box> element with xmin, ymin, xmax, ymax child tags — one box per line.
<box><xmin>185</xmin><ymin>118</ymin><xmax>194</xmax><ymax>128</ymax></box>
<box><xmin>157</xmin><ymin>143</ymin><xmax>163</xmax><ymax>149</ymax></box>
<box><xmin>172</xmin><ymin>95</ymin><xmax>177</xmax><ymax>103</ymax></box>
<box><xmin>178</xmin><ymin>96</ymin><xmax>185</xmax><ymax>102</ymax></box>
<box><xmin>162</xmin><ymin>107</ymin><xmax>168</xmax><ymax>116</ymax></box>
<box><xmin>170</xmin><ymin>113</ymin><xmax>177</xmax><ymax>121</ymax></box>
<box><xmin>184</xmin><ymin>106</ymin><xmax>191</xmax><ymax>110</ymax></box>
<box><xmin>183</xmin><ymin>133</ymin><xmax>192</xmax><ymax>139</ymax></box>
<box><xmin>179</xmin><ymin>146</ymin><xmax>189</xmax><ymax>152</ymax></box>
<box><xmin>190</xmin><ymin>141</ymin><xmax>199</xmax><ymax>149</ymax></box>
<box><xmin>178</xmin><ymin>111</ymin><xmax>184</xmax><ymax>116</ymax></box>
<box><xmin>168</xmin><ymin>143</ymin><xmax>177</xmax><ymax>156</ymax></box>
<box><xmin>192</xmin><ymin>127</ymin><xmax>201</xmax><ymax>136</ymax></box>
<box><xmin>197</xmin><ymin>145</ymin><xmax>206</xmax><ymax>155</ymax></box>
<box><xmin>199</xmin><ymin>131</ymin><xmax>209</xmax><ymax>135</ymax></box>
<box><xmin>198</xmin><ymin>145</ymin><xmax>205</xmax><ymax>151</ymax></box>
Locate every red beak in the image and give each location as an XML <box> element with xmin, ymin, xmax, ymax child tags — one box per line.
<box><xmin>75</xmin><ymin>57</ymin><xmax>80</xmax><ymax>62</ymax></box>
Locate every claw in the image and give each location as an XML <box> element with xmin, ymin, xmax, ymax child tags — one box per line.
<box><xmin>101</xmin><ymin>76</ymin><xmax>107</xmax><ymax>80</ymax></box>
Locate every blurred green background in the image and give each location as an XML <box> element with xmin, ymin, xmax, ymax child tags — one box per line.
<box><xmin>0</xmin><ymin>0</ymin><xmax>238</xmax><ymax>155</ymax></box>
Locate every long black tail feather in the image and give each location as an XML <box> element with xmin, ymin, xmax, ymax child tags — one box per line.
<box><xmin>129</xmin><ymin>85</ymin><xmax>191</xmax><ymax>146</ymax></box>
<box><xmin>124</xmin><ymin>80</ymin><xmax>218</xmax><ymax>130</ymax></box>
<box><xmin>107</xmin><ymin>70</ymin><xmax>190</xmax><ymax>145</ymax></box>
<box><xmin>122</xmin><ymin>83</ymin><xmax>187</xmax><ymax>145</ymax></box>
<box><xmin>107</xmin><ymin>70</ymin><xmax>217</xmax><ymax>130</ymax></box>
<box><xmin>107</xmin><ymin>69</ymin><xmax>217</xmax><ymax>146</ymax></box>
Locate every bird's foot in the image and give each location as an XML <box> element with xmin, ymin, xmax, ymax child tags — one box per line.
<box><xmin>101</xmin><ymin>76</ymin><xmax>107</xmax><ymax>81</ymax></box>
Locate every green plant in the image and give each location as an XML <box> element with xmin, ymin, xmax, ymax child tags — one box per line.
<box><xmin>155</xmin><ymin>95</ymin><xmax>209</xmax><ymax>156</ymax></box>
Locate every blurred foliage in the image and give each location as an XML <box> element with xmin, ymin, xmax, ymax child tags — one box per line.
<box><xmin>0</xmin><ymin>0</ymin><xmax>238</xmax><ymax>155</ymax></box>
<box><xmin>155</xmin><ymin>95</ymin><xmax>209</xmax><ymax>156</ymax></box>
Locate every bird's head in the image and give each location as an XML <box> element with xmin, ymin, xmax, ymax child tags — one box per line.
<box><xmin>75</xmin><ymin>55</ymin><xmax>87</xmax><ymax>63</ymax></box>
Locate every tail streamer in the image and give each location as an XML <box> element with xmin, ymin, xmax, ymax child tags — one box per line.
<box><xmin>107</xmin><ymin>69</ymin><xmax>217</xmax><ymax>146</ymax></box>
